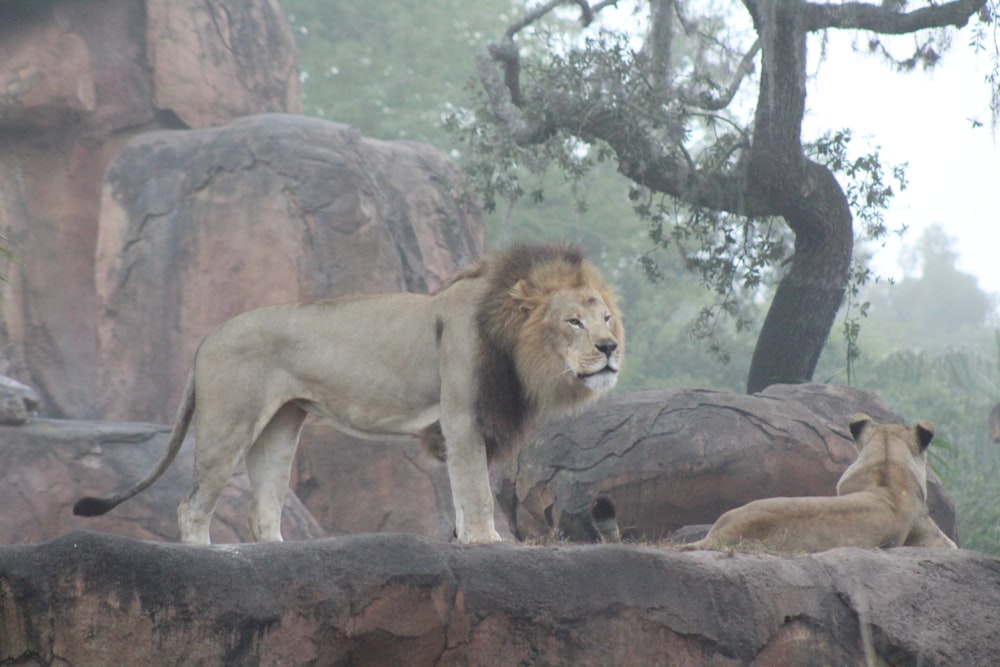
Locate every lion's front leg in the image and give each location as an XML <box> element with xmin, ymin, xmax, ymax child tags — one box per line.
<box><xmin>442</xmin><ymin>415</ymin><xmax>502</xmax><ymax>544</ymax></box>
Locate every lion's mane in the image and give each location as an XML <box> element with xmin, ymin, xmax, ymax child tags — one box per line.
<box><xmin>437</xmin><ymin>243</ymin><xmax>623</xmax><ymax>463</ymax></box>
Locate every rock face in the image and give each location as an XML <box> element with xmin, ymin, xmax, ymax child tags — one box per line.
<box><xmin>0</xmin><ymin>0</ymin><xmax>300</xmax><ymax>418</ymax></box>
<box><xmin>0</xmin><ymin>419</ymin><xmax>322</xmax><ymax>545</ymax></box>
<box><xmin>1</xmin><ymin>531</ymin><xmax>997</xmax><ymax>666</ymax></box>
<box><xmin>146</xmin><ymin>0</ymin><xmax>300</xmax><ymax>128</ymax></box>
<box><xmin>96</xmin><ymin>113</ymin><xmax>481</xmax><ymax>424</ymax></box>
<box><xmin>496</xmin><ymin>383</ymin><xmax>956</xmax><ymax>542</ymax></box>
<box><xmin>0</xmin><ymin>375</ymin><xmax>39</xmax><ymax>425</ymax></box>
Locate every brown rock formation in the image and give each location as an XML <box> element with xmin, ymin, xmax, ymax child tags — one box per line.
<box><xmin>496</xmin><ymin>383</ymin><xmax>956</xmax><ymax>543</ymax></box>
<box><xmin>0</xmin><ymin>0</ymin><xmax>299</xmax><ymax>418</ymax></box>
<box><xmin>2</xmin><ymin>531</ymin><xmax>997</xmax><ymax>665</ymax></box>
<box><xmin>95</xmin><ymin>113</ymin><xmax>480</xmax><ymax>424</ymax></box>
<box><xmin>0</xmin><ymin>419</ymin><xmax>322</xmax><ymax>544</ymax></box>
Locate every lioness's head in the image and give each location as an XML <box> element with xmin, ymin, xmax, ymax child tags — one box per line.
<box><xmin>838</xmin><ymin>413</ymin><xmax>935</xmax><ymax>498</ymax></box>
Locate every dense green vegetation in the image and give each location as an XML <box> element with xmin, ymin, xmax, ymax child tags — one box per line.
<box><xmin>281</xmin><ymin>0</ymin><xmax>1000</xmax><ymax>553</ymax></box>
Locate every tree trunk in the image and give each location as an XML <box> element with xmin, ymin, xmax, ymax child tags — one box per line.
<box><xmin>743</xmin><ymin>0</ymin><xmax>854</xmax><ymax>393</ymax></box>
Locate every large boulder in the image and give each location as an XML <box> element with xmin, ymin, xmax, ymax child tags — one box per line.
<box><xmin>1</xmin><ymin>531</ymin><xmax>997</xmax><ymax>665</ymax></box>
<box><xmin>0</xmin><ymin>0</ymin><xmax>299</xmax><ymax>418</ymax></box>
<box><xmin>496</xmin><ymin>383</ymin><xmax>955</xmax><ymax>542</ymax></box>
<box><xmin>95</xmin><ymin>113</ymin><xmax>481</xmax><ymax>424</ymax></box>
<box><xmin>0</xmin><ymin>419</ymin><xmax>322</xmax><ymax>545</ymax></box>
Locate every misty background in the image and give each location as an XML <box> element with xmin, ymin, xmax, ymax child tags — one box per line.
<box><xmin>281</xmin><ymin>0</ymin><xmax>1000</xmax><ymax>553</ymax></box>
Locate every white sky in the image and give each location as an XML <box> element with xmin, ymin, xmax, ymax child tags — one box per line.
<box><xmin>804</xmin><ymin>28</ymin><xmax>1000</xmax><ymax>294</ymax></box>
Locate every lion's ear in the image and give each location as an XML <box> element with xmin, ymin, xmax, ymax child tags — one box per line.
<box><xmin>914</xmin><ymin>420</ymin><xmax>935</xmax><ymax>451</ymax></box>
<box><xmin>509</xmin><ymin>278</ymin><xmax>543</xmax><ymax>312</ymax></box>
<box><xmin>848</xmin><ymin>413</ymin><xmax>873</xmax><ymax>443</ymax></box>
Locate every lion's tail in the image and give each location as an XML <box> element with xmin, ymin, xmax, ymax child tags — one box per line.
<box><xmin>73</xmin><ymin>369</ymin><xmax>197</xmax><ymax>517</ymax></box>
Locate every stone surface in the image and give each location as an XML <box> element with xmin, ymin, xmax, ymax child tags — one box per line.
<box><xmin>0</xmin><ymin>375</ymin><xmax>39</xmax><ymax>425</ymax></box>
<box><xmin>0</xmin><ymin>0</ymin><xmax>300</xmax><ymax>418</ymax></box>
<box><xmin>496</xmin><ymin>383</ymin><xmax>956</xmax><ymax>543</ymax></box>
<box><xmin>1</xmin><ymin>531</ymin><xmax>997</xmax><ymax>666</ymax></box>
<box><xmin>95</xmin><ymin>113</ymin><xmax>481</xmax><ymax>424</ymax></box>
<box><xmin>0</xmin><ymin>419</ymin><xmax>322</xmax><ymax>545</ymax></box>
<box><xmin>147</xmin><ymin>0</ymin><xmax>299</xmax><ymax>128</ymax></box>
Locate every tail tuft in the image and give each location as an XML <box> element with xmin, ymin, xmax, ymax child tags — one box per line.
<box><xmin>73</xmin><ymin>496</ymin><xmax>117</xmax><ymax>517</ymax></box>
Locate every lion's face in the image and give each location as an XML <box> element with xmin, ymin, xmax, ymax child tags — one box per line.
<box><xmin>550</xmin><ymin>287</ymin><xmax>622</xmax><ymax>391</ymax></box>
<box><xmin>515</xmin><ymin>285</ymin><xmax>624</xmax><ymax>412</ymax></box>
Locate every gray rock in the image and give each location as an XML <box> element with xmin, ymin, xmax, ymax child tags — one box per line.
<box><xmin>0</xmin><ymin>375</ymin><xmax>39</xmax><ymax>424</ymax></box>
<box><xmin>495</xmin><ymin>384</ymin><xmax>955</xmax><ymax>543</ymax></box>
<box><xmin>0</xmin><ymin>418</ymin><xmax>323</xmax><ymax>544</ymax></box>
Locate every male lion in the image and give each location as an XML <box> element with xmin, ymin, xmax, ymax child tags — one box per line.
<box><xmin>592</xmin><ymin>414</ymin><xmax>956</xmax><ymax>552</ymax></box>
<box><xmin>75</xmin><ymin>243</ymin><xmax>624</xmax><ymax>545</ymax></box>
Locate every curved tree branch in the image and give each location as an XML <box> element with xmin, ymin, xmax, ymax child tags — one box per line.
<box><xmin>479</xmin><ymin>2</ymin><xmax>769</xmax><ymax>215</ymax></box>
<box><xmin>804</xmin><ymin>0</ymin><xmax>987</xmax><ymax>33</ymax></box>
<box><xmin>478</xmin><ymin>43</ymin><xmax>761</xmax><ymax>215</ymax></box>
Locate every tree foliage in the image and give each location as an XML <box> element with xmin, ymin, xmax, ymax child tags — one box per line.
<box><xmin>461</xmin><ymin>0</ymin><xmax>995</xmax><ymax>392</ymax></box>
<box><xmin>283</xmin><ymin>0</ymin><xmax>519</xmax><ymax>145</ymax></box>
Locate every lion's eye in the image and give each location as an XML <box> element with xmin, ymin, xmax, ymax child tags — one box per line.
<box><xmin>567</xmin><ymin>318</ymin><xmax>583</xmax><ymax>329</ymax></box>
<box><xmin>604</xmin><ymin>314</ymin><xmax>613</xmax><ymax>324</ymax></box>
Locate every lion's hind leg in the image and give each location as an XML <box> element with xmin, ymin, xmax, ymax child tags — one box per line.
<box><xmin>178</xmin><ymin>410</ymin><xmax>261</xmax><ymax>545</ymax></box>
<box><xmin>178</xmin><ymin>440</ymin><xmax>250</xmax><ymax>545</ymax></box>
<box><xmin>245</xmin><ymin>402</ymin><xmax>308</xmax><ymax>542</ymax></box>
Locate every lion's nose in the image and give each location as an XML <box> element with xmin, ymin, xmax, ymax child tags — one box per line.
<box><xmin>596</xmin><ymin>340</ymin><xmax>618</xmax><ymax>359</ymax></box>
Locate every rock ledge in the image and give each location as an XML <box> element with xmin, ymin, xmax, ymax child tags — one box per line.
<box><xmin>2</xmin><ymin>531</ymin><xmax>997</xmax><ymax>665</ymax></box>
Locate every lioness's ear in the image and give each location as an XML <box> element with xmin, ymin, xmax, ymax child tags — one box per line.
<box><xmin>848</xmin><ymin>413</ymin><xmax>873</xmax><ymax>443</ymax></box>
<box><xmin>914</xmin><ymin>420</ymin><xmax>935</xmax><ymax>451</ymax></box>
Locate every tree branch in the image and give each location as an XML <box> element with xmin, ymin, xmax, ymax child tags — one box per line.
<box><xmin>476</xmin><ymin>51</ymin><xmax>554</xmax><ymax>144</ymax></box>
<box><xmin>478</xmin><ymin>47</ymin><xmax>759</xmax><ymax>215</ymax></box>
<box><xmin>477</xmin><ymin>1</ymin><xmax>771</xmax><ymax>216</ymax></box>
<box><xmin>493</xmin><ymin>2</ymin><xmax>621</xmax><ymax>107</ymax></box>
<box><xmin>683</xmin><ymin>39</ymin><xmax>761</xmax><ymax>111</ymax></box>
<box><xmin>504</xmin><ymin>0</ymin><xmax>618</xmax><ymax>39</ymax></box>
<box><xmin>804</xmin><ymin>0</ymin><xmax>987</xmax><ymax>34</ymax></box>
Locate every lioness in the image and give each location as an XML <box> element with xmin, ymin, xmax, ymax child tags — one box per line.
<box><xmin>682</xmin><ymin>414</ymin><xmax>956</xmax><ymax>552</ymax></box>
<box><xmin>592</xmin><ymin>414</ymin><xmax>956</xmax><ymax>552</ymax></box>
<box><xmin>75</xmin><ymin>243</ymin><xmax>624</xmax><ymax>545</ymax></box>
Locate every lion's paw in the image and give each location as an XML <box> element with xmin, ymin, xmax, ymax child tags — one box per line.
<box><xmin>460</xmin><ymin>529</ymin><xmax>505</xmax><ymax>545</ymax></box>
